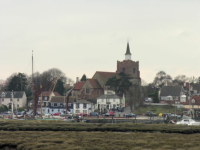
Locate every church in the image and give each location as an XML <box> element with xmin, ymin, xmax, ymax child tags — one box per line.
<box><xmin>72</xmin><ymin>42</ymin><xmax>141</xmax><ymax>100</ymax></box>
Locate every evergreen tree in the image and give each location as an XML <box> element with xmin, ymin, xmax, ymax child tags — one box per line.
<box><xmin>54</xmin><ymin>79</ymin><xmax>65</xmax><ymax>96</ymax></box>
<box><xmin>7</xmin><ymin>73</ymin><xmax>27</xmax><ymax>91</ymax></box>
<box><xmin>80</xmin><ymin>74</ymin><xmax>87</xmax><ymax>81</ymax></box>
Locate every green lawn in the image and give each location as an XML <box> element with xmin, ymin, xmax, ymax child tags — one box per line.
<box><xmin>133</xmin><ymin>105</ymin><xmax>185</xmax><ymax>115</ymax></box>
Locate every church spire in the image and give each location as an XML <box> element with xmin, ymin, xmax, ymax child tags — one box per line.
<box><xmin>125</xmin><ymin>42</ymin><xmax>132</xmax><ymax>60</ymax></box>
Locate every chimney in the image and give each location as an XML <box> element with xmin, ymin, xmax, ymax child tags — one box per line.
<box><xmin>76</xmin><ymin>77</ymin><xmax>79</xmax><ymax>83</ymax></box>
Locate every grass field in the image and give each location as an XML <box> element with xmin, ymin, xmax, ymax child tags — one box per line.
<box><xmin>133</xmin><ymin>105</ymin><xmax>185</xmax><ymax>115</ymax></box>
<box><xmin>1</xmin><ymin>131</ymin><xmax>200</xmax><ymax>150</ymax></box>
<box><xmin>1</xmin><ymin>120</ymin><xmax>200</xmax><ymax>149</ymax></box>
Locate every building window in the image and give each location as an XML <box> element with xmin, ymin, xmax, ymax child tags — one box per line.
<box><xmin>113</xmin><ymin>104</ymin><xmax>116</xmax><ymax>108</ymax></box>
<box><xmin>68</xmin><ymin>103</ymin><xmax>71</xmax><ymax>106</ymax></box>
<box><xmin>2</xmin><ymin>98</ymin><xmax>4</xmax><ymax>102</ymax></box>
<box><xmin>83</xmin><ymin>103</ymin><xmax>87</xmax><ymax>109</ymax></box>
<box><xmin>76</xmin><ymin>110</ymin><xmax>80</xmax><ymax>113</ymax></box>
<box><xmin>45</xmin><ymin>97</ymin><xmax>48</xmax><ymax>100</ymax></box>
<box><xmin>17</xmin><ymin>99</ymin><xmax>19</xmax><ymax>102</ymax></box>
<box><xmin>122</xmin><ymin>68</ymin><xmax>125</xmax><ymax>72</ymax></box>
<box><xmin>52</xmin><ymin>109</ymin><xmax>54</xmax><ymax>112</ymax></box>
<box><xmin>133</xmin><ymin>68</ymin><xmax>135</xmax><ymax>73</ymax></box>
<box><xmin>83</xmin><ymin>110</ymin><xmax>87</xmax><ymax>114</ymax></box>
<box><xmin>58</xmin><ymin>109</ymin><xmax>60</xmax><ymax>112</ymax></box>
<box><xmin>10</xmin><ymin>99</ymin><xmax>12</xmax><ymax>102</ymax></box>
<box><xmin>101</xmin><ymin>99</ymin><xmax>104</xmax><ymax>102</ymax></box>
<box><xmin>54</xmin><ymin>103</ymin><xmax>57</xmax><ymax>107</ymax></box>
<box><xmin>51</xmin><ymin>103</ymin><xmax>54</xmax><ymax>107</ymax></box>
<box><xmin>60</xmin><ymin>103</ymin><xmax>63</xmax><ymax>107</ymax></box>
<box><xmin>76</xmin><ymin>103</ymin><xmax>80</xmax><ymax>108</ymax></box>
<box><xmin>86</xmin><ymin>88</ymin><xmax>90</xmax><ymax>94</ymax></box>
<box><xmin>17</xmin><ymin>104</ymin><xmax>19</xmax><ymax>108</ymax></box>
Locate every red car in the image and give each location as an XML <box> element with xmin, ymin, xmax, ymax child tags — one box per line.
<box><xmin>53</xmin><ymin>112</ymin><xmax>61</xmax><ymax>116</ymax></box>
<box><xmin>79</xmin><ymin>113</ymin><xmax>87</xmax><ymax>116</ymax></box>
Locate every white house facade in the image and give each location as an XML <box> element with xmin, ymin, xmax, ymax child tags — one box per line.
<box><xmin>73</xmin><ymin>100</ymin><xmax>93</xmax><ymax>114</ymax></box>
<box><xmin>0</xmin><ymin>91</ymin><xmax>27</xmax><ymax>109</ymax></box>
<box><xmin>96</xmin><ymin>90</ymin><xmax>125</xmax><ymax>112</ymax></box>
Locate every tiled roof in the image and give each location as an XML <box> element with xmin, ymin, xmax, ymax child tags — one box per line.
<box><xmin>97</xmin><ymin>94</ymin><xmax>121</xmax><ymax>99</ymax></box>
<box><xmin>88</xmin><ymin>79</ymin><xmax>102</xmax><ymax>88</ymax></box>
<box><xmin>0</xmin><ymin>91</ymin><xmax>25</xmax><ymax>98</ymax></box>
<box><xmin>39</xmin><ymin>91</ymin><xmax>60</xmax><ymax>96</ymax></box>
<box><xmin>160</xmin><ymin>86</ymin><xmax>182</xmax><ymax>97</ymax></box>
<box><xmin>74</xmin><ymin>99</ymin><xmax>92</xmax><ymax>104</ymax></box>
<box><xmin>74</xmin><ymin>81</ymin><xmax>85</xmax><ymax>90</ymax></box>
<box><xmin>95</xmin><ymin>71</ymin><xmax>117</xmax><ymax>84</ymax></box>
<box><xmin>51</xmin><ymin>96</ymin><xmax>75</xmax><ymax>103</ymax></box>
<box><xmin>184</xmin><ymin>96</ymin><xmax>200</xmax><ymax>105</ymax></box>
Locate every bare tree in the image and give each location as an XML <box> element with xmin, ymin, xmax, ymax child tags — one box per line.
<box><xmin>141</xmin><ymin>79</ymin><xmax>148</xmax><ymax>86</ymax></box>
<box><xmin>152</xmin><ymin>71</ymin><xmax>172</xmax><ymax>88</ymax></box>
<box><xmin>173</xmin><ymin>75</ymin><xmax>188</xmax><ymax>85</ymax></box>
<box><xmin>3</xmin><ymin>73</ymin><xmax>17</xmax><ymax>90</ymax></box>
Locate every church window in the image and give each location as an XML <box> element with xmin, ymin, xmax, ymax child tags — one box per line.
<box><xmin>122</xmin><ymin>68</ymin><xmax>125</xmax><ymax>72</ymax></box>
<box><xmin>133</xmin><ymin>68</ymin><xmax>135</xmax><ymax>73</ymax></box>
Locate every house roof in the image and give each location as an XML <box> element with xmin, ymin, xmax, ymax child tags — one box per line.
<box><xmin>125</xmin><ymin>42</ymin><xmax>131</xmax><ymax>55</ymax></box>
<box><xmin>88</xmin><ymin>79</ymin><xmax>102</xmax><ymax>88</ymax></box>
<box><xmin>74</xmin><ymin>81</ymin><xmax>85</xmax><ymax>90</ymax></box>
<box><xmin>39</xmin><ymin>91</ymin><xmax>60</xmax><ymax>96</ymax></box>
<box><xmin>184</xmin><ymin>96</ymin><xmax>200</xmax><ymax>105</ymax></box>
<box><xmin>94</xmin><ymin>71</ymin><xmax>117</xmax><ymax>84</ymax></box>
<box><xmin>51</xmin><ymin>96</ymin><xmax>75</xmax><ymax>103</ymax></box>
<box><xmin>0</xmin><ymin>91</ymin><xmax>25</xmax><ymax>98</ymax></box>
<box><xmin>97</xmin><ymin>94</ymin><xmax>121</xmax><ymax>99</ymax></box>
<box><xmin>160</xmin><ymin>86</ymin><xmax>182</xmax><ymax>97</ymax></box>
<box><xmin>86</xmin><ymin>99</ymin><xmax>97</xmax><ymax>104</ymax></box>
<box><xmin>74</xmin><ymin>99</ymin><xmax>92</xmax><ymax>104</ymax></box>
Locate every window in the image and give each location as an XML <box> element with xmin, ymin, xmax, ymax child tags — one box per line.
<box><xmin>68</xmin><ymin>103</ymin><xmax>71</xmax><ymax>106</ymax></box>
<box><xmin>86</xmin><ymin>88</ymin><xmax>90</xmax><ymax>94</ymax></box>
<box><xmin>51</xmin><ymin>103</ymin><xmax>54</xmax><ymax>107</ymax></box>
<box><xmin>113</xmin><ymin>104</ymin><xmax>116</xmax><ymax>108</ymax></box>
<box><xmin>58</xmin><ymin>109</ymin><xmax>60</xmax><ymax>112</ymax></box>
<box><xmin>83</xmin><ymin>103</ymin><xmax>87</xmax><ymax>109</ymax></box>
<box><xmin>101</xmin><ymin>99</ymin><xmax>104</xmax><ymax>102</ymax></box>
<box><xmin>17</xmin><ymin>104</ymin><xmax>19</xmax><ymax>108</ymax></box>
<box><xmin>133</xmin><ymin>68</ymin><xmax>135</xmax><ymax>73</ymax></box>
<box><xmin>17</xmin><ymin>99</ymin><xmax>19</xmax><ymax>102</ymax></box>
<box><xmin>10</xmin><ymin>99</ymin><xmax>12</xmax><ymax>102</ymax></box>
<box><xmin>2</xmin><ymin>98</ymin><xmax>4</xmax><ymax>102</ymax></box>
<box><xmin>60</xmin><ymin>103</ymin><xmax>63</xmax><ymax>107</ymax></box>
<box><xmin>122</xmin><ymin>68</ymin><xmax>125</xmax><ymax>72</ymax></box>
<box><xmin>45</xmin><ymin>97</ymin><xmax>48</xmax><ymax>101</ymax></box>
<box><xmin>54</xmin><ymin>103</ymin><xmax>57</xmax><ymax>107</ymax></box>
<box><xmin>107</xmin><ymin>99</ymin><xmax>110</xmax><ymax>102</ymax></box>
<box><xmin>52</xmin><ymin>109</ymin><xmax>54</xmax><ymax>112</ymax></box>
<box><xmin>83</xmin><ymin>110</ymin><xmax>87</xmax><ymax>114</ymax></box>
<box><xmin>76</xmin><ymin>103</ymin><xmax>80</xmax><ymax>108</ymax></box>
<box><xmin>76</xmin><ymin>110</ymin><xmax>80</xmax><ymax>113</ymax></box>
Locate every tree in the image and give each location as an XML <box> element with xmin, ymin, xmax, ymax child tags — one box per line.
<box><xmin>173</xmin><ymin>75</ymin><xmax>188</xmax><ymax>85</ymax></box>
<box><xmin>152</xmin><ymin>71</ymin><xmax>172</xmax><ymax>88</ymax></box>
<box><xmin>7</xmin><ymin>73</ymin><xmax>28</xmax><ymax>91</ymax></box>
<box><xmin>80</xmin><ymin>74</ymin><xmax>87</xmax><ymax>81</ymax></box>
<box><xmin>54</xmin><ymin>79</ymin><xmax>65</xmax><ymax>96</ymax></box>
<box><xmin>106</xmin><ymin>72</ymin><xmax>133</xmax><ymax>95</ymax></box>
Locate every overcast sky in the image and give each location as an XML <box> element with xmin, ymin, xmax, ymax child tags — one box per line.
<box><xmin>1</xmin><ymin>0</ymin><xmax>200</xmax><ymax>83</ymax></box>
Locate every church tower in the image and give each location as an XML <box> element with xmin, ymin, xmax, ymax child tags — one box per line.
<box><xmin>116</xmin><ymin>42</ymin><xmax>141</xmax><ymax>85</ymax></box>
<box><xmin>125</xmin><ymin>42</ymin><xmax>131</xmax><ymax>60</ymax></box>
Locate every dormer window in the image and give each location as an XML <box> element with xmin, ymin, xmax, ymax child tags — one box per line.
<box><xmin>86</xmin><ymin>88</ymin><xmax>90</xmax><ymax>94</ymax></box>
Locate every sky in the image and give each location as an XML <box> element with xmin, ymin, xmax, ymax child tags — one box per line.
<box><xmin>1</xmin><ymin>0</ymin><xmax>200</xmax><ymax>83</ymax></box>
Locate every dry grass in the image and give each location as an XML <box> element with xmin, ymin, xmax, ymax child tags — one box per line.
<box><xmin>0</xmin><ymin>131</ymin><xmax>200</xmax><ymax>150</ymax></box>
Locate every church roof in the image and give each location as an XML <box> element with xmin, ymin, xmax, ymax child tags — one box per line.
<box><xmin>95</xmin><ymin>71</ymin><xmax>117</xmax><ymax>84</ymax></box>
<box><xmin>88</xmin><ymin>79</ymin><xmax>102</xmax><ymax>88</ymax></box>
<box><xmin>74</xmin><ymin>81</ymin><xmax>85</xmax><ymax>90</ymax></box>
<box><xmin>125</xmin><ymin>42</ymin><xmax>131</xmax><ymax>55</ymax></box>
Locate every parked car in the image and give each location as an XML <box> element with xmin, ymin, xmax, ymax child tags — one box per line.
<box><xmin>124</xmin><ymin>113</ymin><xmax>136</xmax><ymax>117</ymax></box>
<box><xmin>90</xmin><ymin>112</ymin><xmax>98</xmax><ymax>116</ymax></box>
<box><xmin>145</xmin><ymin>111</ymin><xmax>157</xmax><ymax>116</ymax></box>
<box><xmin>105</xmin><ymin>111</ymin><xmax>114</xmax><ymax>117</ymax></box>
<box><xmin>53</xmin><ymin>112</ymin><xmax>61</xmax><ymax>116</ymax></box>
<box><xmin>80</xmin><ymin>113</ymin><xmax>87</xmax><ymax>116</ymax></box>
<box><xmin>176</xmin><ymin>119</ymin><xmax>200</xmax><ymax>126</ymax></box>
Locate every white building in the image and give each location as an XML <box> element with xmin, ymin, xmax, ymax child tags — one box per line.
<box><xmin>73</xmin><ymin>100</ymin><xmax>93</xmax><ymax>114</ymax></box>
<box><xmin>96</xmin><ymin>90</ymin><xmax>125</xmax><ymax>112</ymax></box>
<box><xmin>0</xmin><ymin>91</ymin><xmax>27</xmax><ymax>109</ymax></box>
